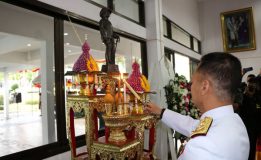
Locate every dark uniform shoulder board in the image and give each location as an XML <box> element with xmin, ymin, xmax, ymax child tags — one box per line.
<box><xmin>191</xmin><ymin>116</ymin><xmax>213</xmax><ymax>138</ymax></box>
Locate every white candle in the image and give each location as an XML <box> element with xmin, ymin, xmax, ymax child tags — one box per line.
<box><xmin>121</xmin><ymin>73</ymin><xmax>127</xmax><ymax>103</ymax></box>
<box><xmin>122</xmin><ymin>79</ymin><xmax>141</xmax><ymax>101</ymax></box>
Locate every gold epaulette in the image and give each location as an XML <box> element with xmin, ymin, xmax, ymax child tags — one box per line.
<box><xmin>191</xmin><ymin>117</ymin><xmax>213</xmax><ymax>138</ymax></box>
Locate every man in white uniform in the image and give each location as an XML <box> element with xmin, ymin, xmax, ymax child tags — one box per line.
<box><xmin>146</xmin><ymin>52</ymin><xmax>250</xmax><ymax>160</ymax></box>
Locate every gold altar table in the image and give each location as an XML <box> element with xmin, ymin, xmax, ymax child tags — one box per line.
<box><xmin>66</xmin><ymin>95</ymin><xmax>158</xmax><ymax>160</ymax></box>
<box><xmin>67</xmin><ymin>95</ymin><xmax>105</xmax><ymax>158</ymax></box>
<box><xmin>129</xmin><ymin>115</ymin><xmax>158</xmax><ymax>159</ymax></box>
<box><xmin>91</xmin><ymin>137</ymin><xmax>140</xmax><ymax>160</ymax></box>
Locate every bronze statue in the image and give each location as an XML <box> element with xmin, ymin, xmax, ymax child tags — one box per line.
<box><xmin>99</xmin><ymin>7</ymin><xmax>120</xmax><ymax>72</ymax></box>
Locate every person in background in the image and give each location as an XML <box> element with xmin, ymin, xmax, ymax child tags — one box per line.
<box><xmin>247</xmin><ymin>74</ymin><xmax>256</xmax><ymax>86</ymax></box>
<box><xmin>233</xmin><ymin>85</ymin><xmax>244</xmax><ymax>113</ymax></box>
<box><xmin>240</xmin><ymin>75</ymin><xmax>261</xmax><ymax>160</ymax></box>
<box><xmin>145</xmin><ymin>52</ymin><xmax>249</xmax><ymax>160</ymax></box>
<box><xmin>255</xmin><ymin>75</ymin><xmax>261</xmax><ymax>159</ymax></box>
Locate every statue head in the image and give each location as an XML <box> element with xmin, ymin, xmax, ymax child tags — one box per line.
<box><xmin>100</xmin><ymin>7</ymin><xmax>112</xmax><ymax>18</ymax></box>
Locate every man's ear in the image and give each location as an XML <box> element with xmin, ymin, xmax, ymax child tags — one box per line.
<box><xmin>200</xmin><ymin>79</ymin><xmax>210</xmax><ymax>96</ymax></box>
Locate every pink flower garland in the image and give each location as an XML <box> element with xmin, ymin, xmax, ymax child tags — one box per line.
<box><xmin>73</xmin><ymin>41</ymin><xmax>91</xmax><ymax>72</ymax></box>
<box><xmin>127</xmin><ymin>61</ymin><xmax>144</xmax><ymax>93</ymax></box>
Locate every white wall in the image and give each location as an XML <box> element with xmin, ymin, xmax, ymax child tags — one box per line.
<box><xmin>199</xmin><ymin>0</ymin><xmax>261</xmax><ymax>81</ymax></box>
<box><xmin>162</xmin><ymin>0</ymin><xmax>200</xmax><ymax>39</ymax></box>
<box><xmin>38</xmin><ymin>0</ymin><xmax>146</xmax><ymax>39</ymax></box>
<box><xmin>162</xmin><ymin>0</ymin><xmax>201</xmax><ymax>60</ymax></box>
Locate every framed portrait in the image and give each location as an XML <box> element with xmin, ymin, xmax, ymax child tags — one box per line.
<box><xmin>220</xmin><ymin>7</ymin><xmax>256</xmax><ymax>52</ymax></box>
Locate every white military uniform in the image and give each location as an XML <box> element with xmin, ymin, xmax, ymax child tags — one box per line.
<box><xmin>162</xmin><ymin>105</ymin><xmax>250</xmax><ymax>160</ymax></box>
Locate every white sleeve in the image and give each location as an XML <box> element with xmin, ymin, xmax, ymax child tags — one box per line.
<box><xmin>161</xmin><ymin>109</ymin><xmax>199</xmax><ymax>137</ymax></box>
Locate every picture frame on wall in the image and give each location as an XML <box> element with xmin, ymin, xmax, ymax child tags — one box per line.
<box><xmin>220</xmin><ymin>7</ymin><xmax>256</xmax><ymax>52</ymax></box>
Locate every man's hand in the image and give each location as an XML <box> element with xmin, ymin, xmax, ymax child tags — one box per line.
<box><xmin>144</xmin><ymin>102</ymin><xmax>162</xmax><ymax>115</ymax></box>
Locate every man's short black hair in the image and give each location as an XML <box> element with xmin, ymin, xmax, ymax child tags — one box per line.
<box><xmin>197</xmin><ymin>52</ymin><xmax>242</xmax><ymax>101</ymax></box>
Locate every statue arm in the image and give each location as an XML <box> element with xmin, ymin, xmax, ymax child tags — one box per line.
<box><xmin>113</xmin><ymin>33</ymin><xmax>120</xmax><ymax>42</ymax></box>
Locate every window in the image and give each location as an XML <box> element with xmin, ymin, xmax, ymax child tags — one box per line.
<box><xmin>163</xmin><ymin>16</ymin><xmax>201</xmax><ymax>54</ymax></box>
<box><xmin>174</xmin><ymin>53</ymin><xmax>190</xmax><ymax>81</ymax></box>
<box><xmin>163</xmin><ymin>17</ymin><xmax>168</xmax><ymax>36</ymax></box>
<box><xmin>164</xmin><ymin>48</ymin><xmax>175</xmax><ymax>71</ymax></box>
<box><xmin>114</xmin><ymin>0</ymin><xmax>139</xmax><ymax>22</ymax></box>
<box><xmin>0</xmin><ymin>2</ymin><xmax>56</xmax><ymax>156</ymax></box>
<box><xmin>88</xmin><ymin>0</ymin><xmax>144</xmax><ymax>25</ymax></box>
<box><xmin>171</xmin><ymin>23</ymin><xmax>191</xmax><ymax>48</ymax></box>
<box><xmin>193</xmin><ymin>38</ymin><xmax>199</xmax><ymax>52</ymax></box>
<box><xmin>165</xmin><ymin>47</ymin><xmax>196</xmax><ymax>81</ymax></box>
<box><xmin>190</xmin><ymin>59</ymin><xmax>199</xmax><ymax>78</ymax></box>
<box><xmin>89</xmin><ymin>0</ymin><xmax>107</xmax><ymax>7</ymax></box>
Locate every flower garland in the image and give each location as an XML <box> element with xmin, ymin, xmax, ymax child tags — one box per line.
<box><xmin>164</xmin><ymin>73</ymin><xmax>200</xmax><ymax>119</ymax></box>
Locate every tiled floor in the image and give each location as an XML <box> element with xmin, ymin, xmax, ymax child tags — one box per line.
<box><xmin>0</xmin><ymin>111</ymin><xmax>85</xmax><ymax>157</ymax></box>
<box><xmin>43</xmin><ymin>146</ymin><xmax>86</xmax><ymax>160</ymax></box>
<box><xmin>0</xmin><ymin>112</ymin><xmax>43</xmax><ymax>156</ymax></box>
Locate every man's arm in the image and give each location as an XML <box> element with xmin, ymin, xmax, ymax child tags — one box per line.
<box><xmin>145</xmin><ymin>103</ymin><xmax>199</xmax><ymax>137</ymax></box>
<box><xmin>162</xmin><ymin>109</ymin><xmax>199</xmax><ymax>137</ymax></box>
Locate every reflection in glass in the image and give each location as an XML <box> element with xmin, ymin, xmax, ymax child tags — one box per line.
<box><xmin>0</xmin><ymin>2</ymin><xmax>56</xmax><ymax>156</ymax></box>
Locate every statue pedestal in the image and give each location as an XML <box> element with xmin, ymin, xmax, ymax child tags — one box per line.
<box><xmin>101</xmin><ymin>64</ymin><xmax>119</xmax><ymax>73</ymax></box>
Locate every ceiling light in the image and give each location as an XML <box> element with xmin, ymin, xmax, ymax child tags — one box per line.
<box><xmin>65</xmin><ymin>43</ymin><xmax>70</xmax><ymax>45</ymax></box>
<box><xmin>68</xmin><ymin>50</ymin><xmax>71</xmax><ymax>53</ymax></box>
<box><xmin>64</xmin><ymin>33</ymin><xmax>68</xmax><ymax>36</ymax></box>
<box><xmin>27</xmin><ymin>43</ymin><xmax>31</xmax><ymax>47</ymax></box>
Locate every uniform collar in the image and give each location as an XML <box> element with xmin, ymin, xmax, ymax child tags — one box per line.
<box><xmin>200</xmin><ymin>105</ymin><xmax>234</xmax><ymax>120</ymax></box>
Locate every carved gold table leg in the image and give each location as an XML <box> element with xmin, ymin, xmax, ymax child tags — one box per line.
<box><xmin>85</xmin><ymin>104</ymin><xmax>94</xmax><ymax>155</ymax></box>
<box><xmin>136</xmin><ymin>123</ymin><xmax>145</xmax><ymax>159</ymax></box>
<box><xmin>67</xmin><ymin>96</ymin><xmax>89</xmax><ymax>160</ymax></box>
<box><xmin>130</xmin><ymin>115</ymin><xmax>158</xmax><ymax>159</ymax></box>
<box><xmin>66</xmin><ymin>105</ymin><xmax>75</xmax><ymax>160</ymax></box>
<box><xmin>145</xmin><ymin>117</ymin><xmax>158</xmax><ymax>159</ymax></box>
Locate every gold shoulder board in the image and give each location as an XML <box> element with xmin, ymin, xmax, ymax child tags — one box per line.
<box><xmin>191</xmin><ymin>117</ymin><xmax>213</xmax><ymax>138</ymax></box>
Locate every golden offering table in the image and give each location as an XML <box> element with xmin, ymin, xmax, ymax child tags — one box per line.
<box><xmin>66</xmin><ymin>95</ymin><xmax>158</xmax><ymax>160</ymax></box>
<box><xmin>91</xmin><ymin>136</ymin><xmax>140</xmax><ymax>160</ymax></box>
<box><xmin>129</xmin><ymin>115</ymin><xmax>158</xmax><ymax>158</ymax></box>
<box><xmin>66</xmin><ymin>94</ymin><xmax>105</xmax><ymax>159</ymax></box>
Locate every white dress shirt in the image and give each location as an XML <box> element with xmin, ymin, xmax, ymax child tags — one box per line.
<box><xmin>162</xmin><ymin>105</ymin><xmax>250</xmax><ymax>160</ymax></box>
